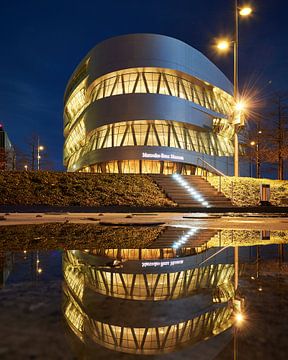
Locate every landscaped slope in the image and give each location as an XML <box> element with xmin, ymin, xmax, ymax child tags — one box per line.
<box><xmin>0</xmin><ymin>172</ymin><xmax>175</xmax><ymax>207</ymax></box>
<box><xmin>208</xmin><ymin>176</ymin><xmax>288</xmax><ymax>206</ymax></box>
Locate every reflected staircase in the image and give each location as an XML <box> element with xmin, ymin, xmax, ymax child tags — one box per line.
<box><xmin>149</xmin><ymin>226</ymin><xmax>219</xmax><ymax>249</ymax></box>
<box><xmin>151</xmin><ymin>174</ymin><xmax>233</xmax><ymax>208</ymax></box>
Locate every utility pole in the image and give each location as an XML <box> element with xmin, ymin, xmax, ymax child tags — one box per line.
<box><xmin>256</xmin><ymin>123</ymin><xmax>261</xmax><ymax>179</ymax></box>
<box><xmin>277</xmin><ymin>97</ymin><xmax>284</xmax><ymax>180</ymax></box>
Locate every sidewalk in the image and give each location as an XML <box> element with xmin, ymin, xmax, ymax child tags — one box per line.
<box><xmin>1</xmin><ymin>205</ymin><xmax>288</xmax><ymax>214</ymax></box>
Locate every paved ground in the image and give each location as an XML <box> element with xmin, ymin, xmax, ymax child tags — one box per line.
<box><xmin>1</xmin><ymin>212</ymin><xmax>288</xmax><ymax>230</ymax></box>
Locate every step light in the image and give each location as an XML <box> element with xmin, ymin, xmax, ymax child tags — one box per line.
<box><xmin>172</xmin><ymin>174</ymin><xmax>210</xmax><ymax>207</ymax></box>
<box><xmin>172</xmin><ymin>227</ymin><xmax>198</xmax><ymax>249</ymax></box>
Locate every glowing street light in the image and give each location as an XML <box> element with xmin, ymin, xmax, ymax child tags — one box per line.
<box><xmin>24</xmin><ymin>164</ymin><xmax>28</xmax><ymax>171</ymax></box>
<box><xmin>235</xmin><ymin>101</ymin><xmax>246</xmax><ymax>112</ymax></box>
<box><xmin>239</xmin><ymin>6</ymin><xmax>252</xmax><ymax>16</ymax></box>
<box><xmin>217</xmin><ymin>39</ymin><xmax>231</xmax><ymax>51</ymax></box>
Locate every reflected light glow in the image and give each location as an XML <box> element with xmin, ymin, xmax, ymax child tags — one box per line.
<box><xmin>235</xmin><ymin>312</ymin><xmax>244</xmax><ymax>326</ymax></box>
<box><xmin>172</xmin><ymin>228</ymin><xmax>198</xmax><ymax>249</ymax></box>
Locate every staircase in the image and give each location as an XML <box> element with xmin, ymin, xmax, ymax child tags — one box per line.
<box><xmin>151</xmin><ymin>174</ymin><xmax>233</xmax><ymax>208</ymax></box>
<box><xmin>149</xmin><ymin>226</ymin><xmax>218</xmax><ymax>249</ymax></box>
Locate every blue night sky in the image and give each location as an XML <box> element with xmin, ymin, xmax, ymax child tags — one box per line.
<box><xmin>0</xmin><ymin>0</ymin><xmax>287</xmax><ymax>170</ymax></box>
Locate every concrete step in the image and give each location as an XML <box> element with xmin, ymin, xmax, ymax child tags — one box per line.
<box><xmin>156</xmin><ymin>183</ymin><xmax>213</xmax><ymax>188</ymax></box>
<box><xmin>155</xmin><ymin>184</ymin><xmax>215</xmax><ymax>189</ymax></box>
<box><xmin>165</xmin><ymin>197</ymin><xmax>226</xmax><ymax>202</ymax></box>
<box><xmin>166</xmin><ymin>193</ymin><xmax>229</xmax><ymax>198</ymax></box>
<box><xmin>178</xmin><ymin>203</ymin><xmax>232</xmax><ymax>208</ymax></box>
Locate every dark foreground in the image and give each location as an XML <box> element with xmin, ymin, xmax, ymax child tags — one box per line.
<box><xmin>1</xmin><ymin>224</ymin><xmax>288</xmax><ymax>359</ymax></box>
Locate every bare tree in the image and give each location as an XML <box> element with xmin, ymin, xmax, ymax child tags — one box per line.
<box><xmin>264</xmin><ymin>94</ymin><xmax>288</xmax><ymax>180</ymax></box>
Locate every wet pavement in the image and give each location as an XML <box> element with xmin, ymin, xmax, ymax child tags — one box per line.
<box><xmin>0</xmin><ymin>225</ymin><xmax>288</xmax><ymax>359</ymax></box>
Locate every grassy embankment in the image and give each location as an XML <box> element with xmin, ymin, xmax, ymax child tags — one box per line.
<box><xmin>208</xmin><ymin>230</ymin><xmax>288</xmax><ymax>247</ymax></box>
<box><xmin>0</xmin><ymin>223</ymin><xmax>163</xmax><ymax>251</ymax></box>
<box><xmin>1</xmin><ymin>171</ymin><xmax>288</xmax><ymax>208</ymax></box>
<box><xmin>0</xmin><ymin>171</ymin><xmax>175</xmax><ymax>207</ymax></box>
<box><xmin>208</xmin><ymin>176</ymin><xmax>288</xmax><ymax>206</ymax></box>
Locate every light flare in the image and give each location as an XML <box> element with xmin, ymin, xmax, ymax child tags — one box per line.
<box><xmin>239</xmin><ymin>7</ymin><xmax>253</xmax><ymax>16</ymax></box>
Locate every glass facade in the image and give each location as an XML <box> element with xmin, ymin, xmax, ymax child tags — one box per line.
<box><xmin>64</xmin><ymin>297</ymin><xmax>233</xmax><ymax>355</ymax></box>
<box><xmin>88</xmin><ymin>68</ymin><xmax>233</xmax><ymax>115</ymax></box>
<box><xmin>64</xmin><ymin>120</ymin><xmax>234</xmax><ymax>171</ymax></box>
<box><xmin>64</xmin><ymin>251</ymin><xmax>234</xmax><ymax>301</ymax></box>
<box><xmin>85</xmin><ymin>263</ymin><xmax>234</xmax><ymax>301</ymax></box>
<box><xmin>64</xmin><ymin>68</ymin><xmax>233</xmax><ymax>131</ymax></box>
<box><xmin>80</xmin><ymin>160</ymin><xmax>196</xmax><ymax>174</ymax></box>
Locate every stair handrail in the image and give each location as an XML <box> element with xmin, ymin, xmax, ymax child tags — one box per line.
<box><xmin>196</xmin><ymin>157</ymin><xmax>234</xmax><ymax>203</ymax></box>
<box><xmin>197</xmin><ymin>158</ymin><xmax>226</xmax><ymax>177</ymax></box>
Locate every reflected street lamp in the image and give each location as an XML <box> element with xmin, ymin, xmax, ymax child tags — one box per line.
<box><xmin>216</xmin><ymin>1</ymin><xmax>253</xmax><ymax>177</ymax></box>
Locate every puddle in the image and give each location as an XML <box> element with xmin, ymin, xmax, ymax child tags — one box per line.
<box><xmin>0</xmin><ymin>227</ymin><xmax>288</xmax><ymax>359</ymax></box>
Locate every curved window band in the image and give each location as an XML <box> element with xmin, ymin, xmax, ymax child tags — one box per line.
<box><xmin>64</xmin><ymin>297</ymin><xmax>233</xmax><ymax>355</ymax></box>
<box><xmin>64</xmin><ymin>120</ymin><xmax>234</xmax><ymax>169</ymax></box>
<box><xmin>64</xmin><ymin>68</ymin><xmax>234</xmax><ymax>129</ymax></box>
<box><xmin>88</xmin><ymin>69</ymin><xmax>233</xmax><ymax>117</ymax></box>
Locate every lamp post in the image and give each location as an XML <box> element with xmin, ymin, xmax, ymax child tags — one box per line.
<box><xmin>216</xmin><ymin>3</ymin><xmax>253</xmax><ymax>292</ymax></box>
<box><xmin>216</xmin><ymin>2</ymin><xmax>253</xmax><ymax>177</ymax></box>
<box><xmin>250</xmin><ymin>130</ymin><xmax>262</xmax><ymax>178</ymax></box>
<box><xmin>37</xmin><ymin>137</ymin><xmax>44</xmax><ymax>171</ymax></box>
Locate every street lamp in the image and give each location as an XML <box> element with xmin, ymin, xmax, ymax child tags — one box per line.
<box><xmin>250</xmin><ymin>130</ymin><xmax>261</xmax><ymax>178</ymax></box>
<box><xmin>37</xmin><ymin>138</ymin><xmax>44</xmax><ymax>171</ymax></box>
<box><xmin>216</xmin><ymin>1</ymin><xmax>253</xmax><ymax>177</ymax></box>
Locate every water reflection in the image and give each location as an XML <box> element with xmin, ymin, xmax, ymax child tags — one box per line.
<box><xmin>63</xmin><ymin>250</ymin><xmax>235</xmax><ymax>301</ymax></box>
<box><xmin>63</xmin><ymin>231</ymin><xmax>238</xmax><ymax>355</ymax></box>
<box><xmin>0</xmin><ymin>226</ymin><xmax>287</xmax><ymax>359</ymax></box>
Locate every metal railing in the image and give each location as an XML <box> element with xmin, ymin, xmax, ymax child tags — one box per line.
<box><xmin>196</xmin><ymin>158</ymin><xmax>234</xmax><ymax>203</ymax></box>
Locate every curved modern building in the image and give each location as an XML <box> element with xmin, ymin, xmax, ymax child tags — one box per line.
<box><xmin>63</xmin><ymin>34</ymin><xmax>237</xmax><ymax>174</ymax></box>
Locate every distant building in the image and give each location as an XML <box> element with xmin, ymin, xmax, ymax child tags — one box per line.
<box><xmin>0</xmin><ymin>124</ymin><xmax>15</xmax><ymax>170</ymax></box>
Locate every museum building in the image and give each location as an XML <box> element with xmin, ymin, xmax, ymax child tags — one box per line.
<box><xmin>63</xmin><ymin>34</ymin><xmax>239</xmax><ymax>175</ymax></box>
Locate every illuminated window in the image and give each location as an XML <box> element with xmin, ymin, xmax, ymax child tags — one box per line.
<box><xmin>64</xmin><ymin>119</ymin><xmax>234</xmax><ymax>169</ymax></box>
<box><xmin>65</xmin><ymin>78</ymin><xmax>88</xmax><ymax>126</ymax></box>
<box><xmin>87</xmin><ymin>68</ymin><xmax>234</xmax><ymax>117</ymax></box>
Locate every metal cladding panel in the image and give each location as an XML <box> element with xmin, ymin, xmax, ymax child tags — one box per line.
<box><xmin>84</xmin><ymin>34</ymin><xmax>233</xmax><ymax>95</ymax></box>
<box><xmin>72</xmin><ymin>249</ymin><xmax>234</xmax><ymax>275</ymax></box>
<box><xmin>72</xmin><ymin>145</ymin><xmax>233</xmax><ymax>175</ymax></box>
<box><xmin>120</xmin><ymin>249</ymin><xmax>234</xmax><ymax>274</ymax></box>
<box><xmin>83</xmin><ymin>94</ymin><xmax>217</xmax><ymax>134</ymax></box>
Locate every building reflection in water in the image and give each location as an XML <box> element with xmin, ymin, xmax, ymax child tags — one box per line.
<box><xmin>63</xmin><ymin>227</ymin><xmax>239</xmax><ymax>355</ymax></box>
